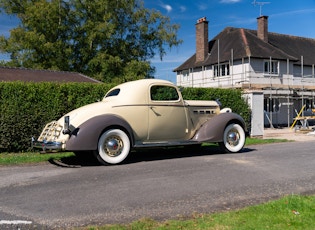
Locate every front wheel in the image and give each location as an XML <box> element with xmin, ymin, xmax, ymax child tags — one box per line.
<box><xmin>95</xmin><ymin>129</ymin><xmax>131</xmax><ymax>165</ymax></box>
<box><xmin>219</xmin><ymin>123</ymin><xmax>245</xmax><ymax>153</ymax></box>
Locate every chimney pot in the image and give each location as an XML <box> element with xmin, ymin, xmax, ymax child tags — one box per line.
<box><xmin>197</xmin><ymin>17</ymin><xmax>207</xmax><ymax>24</ymax></box>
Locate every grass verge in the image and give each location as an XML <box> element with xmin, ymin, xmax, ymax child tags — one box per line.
<box><xmin>0</xmin><ymin>152</ymin><xmax>75</xmax><ymax>166</ymax></box>
<box><xmin>245</xmin><ymin>137</ymin><xmax>289</xmax><ymax>145</ymax></box>
<box><xmin>0</xmin><ymin>138</ymin><xmax>288</xmax><ymax>166</ymax></box>
<box><xmin>82</xmin><ymin>194</ymin><xmax>315</xmax><ymax>230</ymax></box>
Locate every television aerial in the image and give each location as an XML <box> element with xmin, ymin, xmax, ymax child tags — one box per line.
<box><xmin>252</xmin><ymin>0</ymin><xmax>271</xmax><ymax>16</ymax></box>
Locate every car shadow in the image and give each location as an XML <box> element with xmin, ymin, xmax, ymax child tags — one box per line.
<box><xmin>48</xmin><ymin>145</ymin><xmax>255</xmax><ymax>168</ymax></box>
<box><xmin>125</xmin><ymin>146</ymin><xmax>254</xmax><ymax>164</ymax></box>
<box><xmin>48</xmin><ymin>155</ymin><xmax>100</xmax><ymax>167</ymax></box>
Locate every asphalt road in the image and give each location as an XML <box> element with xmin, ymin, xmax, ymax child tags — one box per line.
<box><xmin>0</xmin><ymin>142</ymin><xmax>314</xmax><ymax>229</ymax></box>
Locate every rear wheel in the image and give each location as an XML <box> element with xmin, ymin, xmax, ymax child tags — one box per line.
<box><xmin>219</xmin><ymin>123</ymin><xmax>245</xmax><ymax>153</ymax></box>
<box><xmin>95</xmin><ymin>129</ymin><xmax>131</xmax><ymax>165</ymax></box>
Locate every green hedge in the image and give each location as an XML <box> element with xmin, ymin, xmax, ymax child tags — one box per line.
<box><xmin>181</xmin><ymin>87</ymin><xmax>251</xmax><ymax>125</ymax></box>
<box><xmin>0</xmin><ymin>82</ymin><xmax>250</xmax><ymax>153</ymax></box>
<box><xmin>0</xmin><ymin>82</ymin><xmax>113</xmax><ymax>152</ymax></box>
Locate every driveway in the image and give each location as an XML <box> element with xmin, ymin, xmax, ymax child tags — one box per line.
<box><xmin>0</xmin><ymin>141</ymin><xmax>314</xmax><ymax>229</ymax></box>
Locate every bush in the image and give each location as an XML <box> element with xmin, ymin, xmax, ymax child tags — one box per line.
<box><xmin>181</xmin><ymin>87</ymin><xmax>251</xmax><ymax>127</ymax></box>
<box><xmin>0</xmin><ymin>82</ymin><xmax>113</xmax><ymax>152</ymax></box>
<box><xmin>0</xmin><ymin>82</ymin><xmax>250</xmax><ymax>153</ymax></box>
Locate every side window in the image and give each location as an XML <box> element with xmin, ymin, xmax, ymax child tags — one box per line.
<box><xmin>150</xmin><ymin>86</ymin><xmax>179</xmax><ymax>101</ymax></box>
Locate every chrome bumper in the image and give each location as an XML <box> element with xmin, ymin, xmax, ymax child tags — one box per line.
<box><xmin>32</xmin><ymin>138</ymin><xmax>63</xmax><ymax>152</ymax></box>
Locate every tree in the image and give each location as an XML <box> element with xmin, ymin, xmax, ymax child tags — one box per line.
<box><xmin>0</xmin><ymin>0</ymin><xmax>182</xmax><ymax>82</ymax></box>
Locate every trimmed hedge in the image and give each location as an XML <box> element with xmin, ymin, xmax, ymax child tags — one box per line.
<box><xmin>0</xmin><ymin>82</ymin><xmax>250</xmax><ymax>153</ymax></box>
<box><xmin>181</xmin><ymin>87</ymin><xmax>251</xmax><ymax>125</ymax></box>
<box><xmin>0</xmin><ymin>82</ymin><xmax>113</xmax><ymax>152</ymax></box>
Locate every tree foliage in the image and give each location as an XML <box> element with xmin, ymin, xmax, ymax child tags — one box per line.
<box><xmin>0</xmin><ymin>0</ymin><xmax>182</xmax><ymax>83</ymax></box>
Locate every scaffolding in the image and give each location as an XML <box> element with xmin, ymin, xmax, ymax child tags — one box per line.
<box><xmin>176</xmin><ymin>55</ymin><xmax>315</xmax><ymax>128</ymax></box>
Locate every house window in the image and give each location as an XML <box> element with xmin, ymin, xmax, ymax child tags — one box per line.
<box><xmin>214</xmin><ymin>65</ymin><xmax>219</xmax><ymax>77</ymax></box>
<box><xmin>213</xmin><ymin>63</ymin><xmax>230</xmax><ymax>77</ymax></box>
<box><xmin>264</xmin><ymin>98</ymin><xmax>280</xmax><ymax>113</ymax></box>
<box><xmin>182</xmin><ymin>70</ymin><xmax>189</xmax><ymax>78</ymax></box>
<box><xmin>264</xmin><ymin>60</ymin><xmax>279</xmax><ymax>75</ymax></box>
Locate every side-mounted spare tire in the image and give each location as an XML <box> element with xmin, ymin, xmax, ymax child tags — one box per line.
<box><xmin>219</xmin><ymin>123</ymin><xmax>245</xmax><ymax>153</ymax></box>
<box><xmin>94</xmin><ymin>129</ymin><xmax>131</xmax><ymax>165</ymax></box>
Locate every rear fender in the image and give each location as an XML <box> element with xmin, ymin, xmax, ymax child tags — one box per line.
<box><xmin>193</xmin><ymin>113</ymin><xmax>246</xmax><ymax>142</ymax></box>
<box><xmin>65</xmin><ymin>114</ymin><xmax>134</xmax><ymax>151</ymax></box>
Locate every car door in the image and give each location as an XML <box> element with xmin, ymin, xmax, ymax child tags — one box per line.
<box><xmin>148</xmin><ymin>84</ymin><xmax>189</xmax><ymax>141</ymax></box>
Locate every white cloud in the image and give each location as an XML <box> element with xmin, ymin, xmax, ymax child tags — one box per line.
<box><xmin>179</xmin><ymin>5</ymin><xmax>186</xmax><ymax>13</ymax></box>
<box><xmin>160</xmin><ymin>3</ymin><xmax>172</xmax><ymax>13</ymax></box>
<box><xmin>198</xmin><ymin>3</ymin><xmax>208</xmax><ymax>11</ymax></box>
<box><xmin>220</xmin><ymin>0</ymin><xmax>241</xmax><ymax>3</ymax></box>
<box><xmin>270</xmin><ymin>8</ymin><xmax>315</xmax><ymax>17</ymax></box>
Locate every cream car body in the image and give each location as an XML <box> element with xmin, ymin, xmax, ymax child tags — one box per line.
<box><xmin>34</xmin><ymin>79</ymin><xmax>247</xmax><ymax>165</ymax></box>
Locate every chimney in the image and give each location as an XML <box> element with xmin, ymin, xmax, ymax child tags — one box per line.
<box><xmin>257</xmin><ymin>15</ymin><xmax>268</xmax><ymax>42</ymax></box>
<box><xmin>196</xmin><ymin>17</ymin><xmax>209</xmax><ymax>63</ymax></box>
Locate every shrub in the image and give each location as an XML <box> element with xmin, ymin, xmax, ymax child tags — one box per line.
<box><xmin>181</xmin><ymin>87</ymin><xmax>251</xmax><ymax>127</ymax></box>
<box><xmin>0</xmin><ymin>82</ymin><xmax>113</xmax><ymax>152</ymax></box>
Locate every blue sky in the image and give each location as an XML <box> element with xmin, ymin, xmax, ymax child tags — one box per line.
<box><xmin>1</xmin><ymin>0</ymin><xmax>315</xmax><ymax>83</ymax></box>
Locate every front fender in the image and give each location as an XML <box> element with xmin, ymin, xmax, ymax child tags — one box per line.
<box><xmin>65</xmin><ymin>114</ymin><xmax>134</xmax><ymax>151</ymax></box>
<box><xmin>193</xmin><ymin>113</ymin><xmax>246</xmax><ymax>142</ymax></box>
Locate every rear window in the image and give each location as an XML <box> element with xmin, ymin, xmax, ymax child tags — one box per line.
<box><xmin>105</xmin><ymin>88</ymin><xmax>120</xmax><ymax>98</ymax></box>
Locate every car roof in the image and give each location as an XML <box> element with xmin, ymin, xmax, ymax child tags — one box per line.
<box><xmin>103</xmin><ymin>79</ymin><xmax>177</xmax><ymax>104</ymax></box>
<box><xmin>117</xmin><ymin>78</ymin><xmax>174</xmax><ymax>88</ymax></box>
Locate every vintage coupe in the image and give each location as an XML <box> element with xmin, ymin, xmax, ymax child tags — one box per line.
<box><xmin>34</xmin><ymin>79</ymin><xmax>247</xmax><ymax>165</ymax></box>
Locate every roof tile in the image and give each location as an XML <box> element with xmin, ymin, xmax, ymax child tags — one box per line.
<box><xmin>174</xmin><ymin>27</ymin><xmax>314</xmax><ymax>71</ymax></box>
<box><xmin>0</xmin><ymin>67</ymin><xmax>101</xmax><ymax>83</ymax></box>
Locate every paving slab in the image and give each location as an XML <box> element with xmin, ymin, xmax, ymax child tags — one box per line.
<box><xmin>263</xmin><ymin>127</ymin><xmax>315</xmax><ymax>142</ymax></box>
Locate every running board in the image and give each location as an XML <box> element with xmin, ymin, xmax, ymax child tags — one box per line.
<box><xmin>133</xmin><ymin>140</ymin><xmax>200</xmax><ymax>148</ymax></box>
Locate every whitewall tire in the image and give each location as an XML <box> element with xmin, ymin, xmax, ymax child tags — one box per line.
<box><xmin>219</xmin><ymin>123</ymin><xmax>245</xmax><ymax>153</ymax></box>
<box><xmin>95</xmin><ymin>129</ymin><xmax>130</xmax><ymax>165</ymax></box>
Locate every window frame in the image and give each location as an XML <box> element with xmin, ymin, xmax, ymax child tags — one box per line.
<box><xmin>264</xmin><ymin>98</ymin><xmax>280</xmax><ymax>113</ymax></box>
<box><xmin>264</xmin><ymin>60</ymin><xmax>279</xmax><ymax>76</ymax></box>
<box><xmin>150</xmin><ymin>85</ymin><xmax>180</xmax><ymax>102</ymax></box>
<box><xmin>213</xmin><ymin>63</ymin><xmax>230</xmax><ymax>77</ymax></box>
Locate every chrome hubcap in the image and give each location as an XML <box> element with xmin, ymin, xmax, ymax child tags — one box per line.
<box><xmin>227</xmin><ymin>129</ymin><xmax>240</xmax><ymax>146</ymax></box>
<box><xmin>104</xmin><ymin>136</ymin><xmax>123</xmax><ymax>157</ymax></box>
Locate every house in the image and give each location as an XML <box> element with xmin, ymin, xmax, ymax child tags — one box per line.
<box><xmin>174</xmin><ymin>16</ymin><xmax>315</xmax><ymax>136</ymax></box>
<box><xmin>0</xmin><ymin>66</ymin><xmax>101</xmax><ymax>83</ymax></box>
